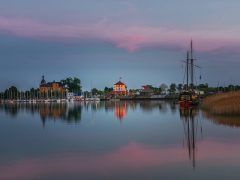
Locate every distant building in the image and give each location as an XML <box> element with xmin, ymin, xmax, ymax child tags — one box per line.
<box><xmin>113</xmin><ymin>80</ymin><xmax>127</xmax><ymax>96</ymax></box>
<box><xmin>39</xmin><ymin>76</ymin><xmax>65</xmax><ymax>94</ymax></box>
<box><xmin>140</xmin><ymin>85</ymin><xmax>154</xmax><ymax>96</ymax></box>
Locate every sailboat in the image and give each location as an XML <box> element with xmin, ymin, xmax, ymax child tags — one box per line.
<box><xmin>179</xmin><ymin>40</ymin><xmax>200</xmax><ymax>107</ymax></box>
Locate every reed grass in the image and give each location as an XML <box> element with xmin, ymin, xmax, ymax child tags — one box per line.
<box><xmin>202</xmin><ymin>91</ymin><xmax>240</xmax><ymax>116</ymax></box>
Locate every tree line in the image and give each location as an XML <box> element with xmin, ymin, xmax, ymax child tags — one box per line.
<box><xmin>89</xmin><ymin>83</ymin><xmax>240</xmax><ymax>96</ymax></box>
<box><xmin>0</xmin><ymin>77</ymin><xmax>81</xmax><ymax>100</ymax></box>
<box><xmin>1</xmin><ymin>79</ymin><xmax>240</xmax><ymax>100</ymax></box>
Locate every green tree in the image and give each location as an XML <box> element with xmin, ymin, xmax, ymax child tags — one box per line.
<box><xmin>169</xmin><ymin>83</ymin><xmax>177</xmax><ymax>94</ymax></box>
<box><xmin>177</xmin><ymin>83</ymin><xmax>183</xmax><ymax>92</ymax></box>
<box><xmin>91</xmin><ymin>88</ymin><xmax>99</xmax><ymax>95</ymax></box>
<box><xmin>159</xmin><ymin>83</ymin><xmax>168</xmax><ymax>94</ymax></box>
<box><xmin>61</xmin><ymin>77</ymin><xmax>82</xmax><ymax>94</ymax></box>
<box><xmin>104</xmin><ymin>87</ymin><xmax>113</xmax><ymax>93</ymax></box>
<box><xmin>30</xmin><ymin>88</ymin><xmax>36</xmax><ymax>99</ymax></box>
<box><xmin>5</xmin><ymin>86</ymin><xmax>19</xmax><ymax>99</ymax></box>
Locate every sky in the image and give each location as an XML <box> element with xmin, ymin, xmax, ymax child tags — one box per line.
<box><xmin>1</xmin><ymin>0</ymin><xmax>240</xmax><ymax>91</ymax></box>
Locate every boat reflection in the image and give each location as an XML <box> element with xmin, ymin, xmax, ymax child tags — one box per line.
<box><xmin>180</xmin><ymin>107</ymin><xmax>202</xmax><ymax>169</ymax></box>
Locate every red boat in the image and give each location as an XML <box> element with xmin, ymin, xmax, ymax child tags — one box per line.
<box><xmin>179</xmin><ymin>91</ymin><xmax>199</xmax><ymax>107</ymax></box>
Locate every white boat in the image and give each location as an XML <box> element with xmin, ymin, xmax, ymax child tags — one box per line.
<box><xmin>85</xmin><ymin>98</ymin><xmax>94</xmax><ymax>101</ymax></box>
<box><xmin>93</xmin><ymin>97</ymin><xmax>100</xmax><ymax>102</ymax></box>
<box><xmin>44</xmin><ymin>99</ymin><xmax>50</xmax><ymax>103</ymax></box>
<box><xmin>61</xmin><ymin>99</ymin><xmax>67</xmax><ymax>102</ymax></box>
<box><xmin>84</xmin><ymin>97</ymin><xmax>100</xmax><ymax>102</ymax></box>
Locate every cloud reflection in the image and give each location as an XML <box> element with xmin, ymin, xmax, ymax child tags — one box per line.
<box><xmin>0</xmin><ymin>140</ymin><xmax>240</xmax><ymax>179</ymax></box>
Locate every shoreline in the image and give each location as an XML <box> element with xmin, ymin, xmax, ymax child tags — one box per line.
<box><xmin>0</xmin><ymin>97</ymin><xmax>178</xmax><ymax>104</ymax></box>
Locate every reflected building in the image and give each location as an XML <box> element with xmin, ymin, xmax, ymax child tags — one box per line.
<box><xmin>103</xmin><ymin>101</ymin><xmax>174</xmax><ymax>120</ymax></box>
<box><xmin>39</xmin><ymin>103</ymin><xmax>68</xmax><ymax>127</ymax></box>
<box><xmin>39</xmin><ymin>103</ymin><xmax>82</xmax><ymax>126</ymax></box>
<box><xmin>0</xmin><ymin>103</ymin><xmax>82</xmax><ymax>126</ymax></box>
<box><xmin>0</xmin><ymin>101</ymin><xmax>179</xmax><ymax>126</ymax></box>
<box><xmin>103</xmin><ymin>101</ymin><xmax>138</xmax><ymax>121</ymax></box>
<box><xmin>114</xmin><ymin>101</ymin><xmax>127</xmax><ymax>121</ymax></box>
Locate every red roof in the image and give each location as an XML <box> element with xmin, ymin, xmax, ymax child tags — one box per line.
<box><xmin>114</xmin><ymin>81</ymin><xmax>125</xmax><ymax>86</ymax></box>
<box><xmin>142</xmin><ymin>85</ymin><xmax>152</xmax><ymax>90</ymax></box>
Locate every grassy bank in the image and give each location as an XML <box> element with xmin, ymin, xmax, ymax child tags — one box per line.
<box><xmin>201</xmin><ymin>91</ymin><xmax>240</xmax><ymax>115</ymax></box>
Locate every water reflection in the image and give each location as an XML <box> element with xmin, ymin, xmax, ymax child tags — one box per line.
<box><xmin>1</xmin><ymin>101</ymin><xmax>240</xmax><ymax>179</ymax></box>
<box><xmin>114</xmin><ymin>101</ymin><xmax>127</xmax><ymax>120</ymax></box>
<box><xmin>0</xmin><ymin>103</ymin><xmax>82</xmax><ymax>125</ymax></box>
<box><xmin>203</xmin><ymin>112</ymin><xmax>240</xmax><ymax>128</ymax></box>
<box><xmin>180</xmin><ymin>107</ymin><xmax>202</xmax><ymax>169</ymax></box>
<box><xmin>1</xmin><ymin>101</ymin><xmax>239</xmax><ymax>129</ymax></box>
<box><xmin>0</xmin><ymin>101</ymin><xmax>177</xmax><ymax>124</ymax></box>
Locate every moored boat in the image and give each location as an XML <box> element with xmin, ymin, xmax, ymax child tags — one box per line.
<box><xmin>179</xmin><ymin>91</ymin><xmax>199</xmax><ymax>107</ymax></box>
<box><xmin>179</xmin><ymin>40</ymin><xmax>200</xmax><ymax>108</ymax></box>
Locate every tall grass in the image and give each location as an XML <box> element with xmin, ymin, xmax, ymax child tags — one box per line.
<box><xmin>202</xmin><ymin>91</ymin><xmax>240</xmax><ymax>115</ymax></box>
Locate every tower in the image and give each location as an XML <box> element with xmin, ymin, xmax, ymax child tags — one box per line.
<box><xmin>40</xmin><ymin>75</ymin><xmax>46</xmax><ymax>85</ymax></box>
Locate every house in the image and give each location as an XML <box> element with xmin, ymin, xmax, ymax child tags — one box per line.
<box><xmin>140</xmin><ymin>85</ymin><xmax>154</xmax><ymax>96</ymax></box>
<box><xmin>113</xmin><ymin>80</ymin><xmax>127</xmax><ymax>96</ymax></box>
<box><xmin>39</xmin><ymin>76</ymin><xmax>65</xmax><ymax>95</ymax></box>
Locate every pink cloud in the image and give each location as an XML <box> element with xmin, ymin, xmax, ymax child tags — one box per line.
<box><xmin>116</xmin><ymin>35</ymin><xmax>146</xmax><ymax>52</ymax></box>
<box><xmin>0</xmin><ymin>140</ymin><xmax>240</xmax><ymax>179</ymax></box>
<box><xmin>0</xmin><ymin>16</ymin><xmax>240</xmax><ymax>52</ymax></box>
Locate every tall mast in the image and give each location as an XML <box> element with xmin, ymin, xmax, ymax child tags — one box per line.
<box><xmin>186</xmin><ymin>51</ymin><xmax>189</xmax><ymax>90</ymax></box>
<box><xmin>190</xmin><ymin>40</ymin><xmax>194</xmax><ymax>90</ymax></box>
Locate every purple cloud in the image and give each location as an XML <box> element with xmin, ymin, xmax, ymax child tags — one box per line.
<box><xmin>0</xmin><ymin>16</ymin><xmax>240</xmax><ymax>52</ymax></box>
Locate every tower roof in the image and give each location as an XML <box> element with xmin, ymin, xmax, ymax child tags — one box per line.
<box><xmin>114</xmin><ymin>81</ymin><xmax>125</xmax><ymax>86</ymax></box>
<box><xmin>40</xmin><ymin>75</ymin><xmax>46</xmax><ymax>85</ymax></box>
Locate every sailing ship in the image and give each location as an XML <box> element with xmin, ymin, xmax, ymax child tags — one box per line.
<box><xmin>179</xmin><ymin>40</ymin><xmax>200</xmax><ymax>107</ymax></box>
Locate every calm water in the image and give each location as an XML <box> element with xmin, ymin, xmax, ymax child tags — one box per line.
<box><xmin>0</xmin><ymin>101</ymin><xmax>240</xmax><ymax>180</ymax></box>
